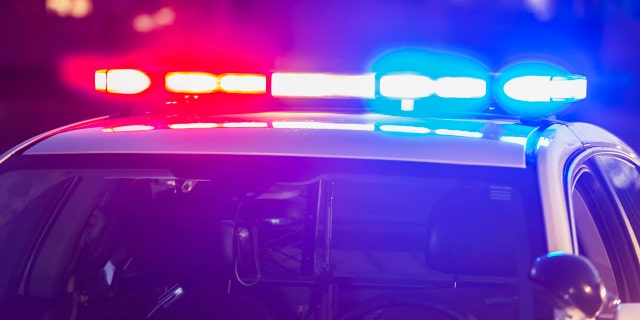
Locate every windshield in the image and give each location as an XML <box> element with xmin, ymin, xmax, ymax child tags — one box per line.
<box><xmin>0</xmin><ymin>154</ymin><xmax>547</xmax><ymax>319</ymax></box>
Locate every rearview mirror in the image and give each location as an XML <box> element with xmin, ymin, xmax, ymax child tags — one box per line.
<box><xmin>530</xmin><ymin>252</ymin><xmax>606</xmax><ymax>319</ymax></box>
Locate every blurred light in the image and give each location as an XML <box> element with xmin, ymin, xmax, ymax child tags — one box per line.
<box><xmin>221</xmin><ymin>122</ymin><xmax>268</xmax><ymax>128</ymax></box>
<box><xmin>272</xmin><ymin>121</ymin><xmax>375</xmax><ymax>131</ymax></box>
<box><xmin>102</xmin><ymin>125</ymin><xmax>155</xmax><ymax>132</ymax></box>
<box><xmin>495</xmin><ymin>61</ymin><xmax>586</xmax><ymax>118</ymax></box>
<box><xmin>525</xmin><ymin>0</ymin><xmax>554</xmax><ymax>21</ymax></box>
<box><xmin>504</xmin><ymin>75</ymin><xmax>587</xmax><ymax>102</ymax></box>
<box><xmin>435</xmin><ymin>77</ymin><xmax>486</xmax><ymax>98</ymax></box>
<box><xmin>379</xmin><ymin>75</ymin><xmax>434</xmax><ymax>99</ymax></box>
<box><xmin>271</xmin><ymin>73</ymin><xmax>375</xmax><ymax>98</ymax></box>
<box><xmin>47</xmin><ymin>0</ymin><xmax>92</xmax><ymax>18</ymax></box>
<box><xmin>400</xmin><ymin>99</ymin><xmax>415</xmax><ymax>111</ymax></box>
<box><xmin>155</xmin><ymin>7</ymin><xmax>176</xmax><ymax>26</ymax></box>
<box><xmin>133</xmin><ymin>14</ymin><xmax>155</xmax><ymax>33</ymax></box>
<box><xmin>95</xmin><ymin>69</ymin><xmax>107</xmax><ymax>91</ymax></box>
<box><xmin>133</xmin><ymin>7</ymin><xmax>176</xmax><ymax>33</ymax></box>
<box><xmin>380</xmin><ymin>125</ymin><xmax>431</xmax><ymax>134</ymax></box>
<box><xmin>95</xmin><ymin>69</ymin><xmax>151</xmax><ymax>94</ymax></box>
<box><xmin>434</xmin><ymin>129</ymin><xmax>483</xmax><ymax>138</ymax></box>
<box><xmin>166</xmin><ymin>72</ymin><xmax>218</xmax><ymax>93</ymax></box>
<box><xmin>537</xmin><ymin>137</ymin><xmax>552</xmax><ymax>148</ymax></box>
<box><xmin>219</xmin><ymin>74</ymin><xmax>266</xmax><ymax>93</ymax></box>
<box><xmin>169</xmin><ymin>123</ymin><xmax>219</xmax><ymax>129</ymax></box>
<box><xmin>499</xmin><ymin>136</ymin><xmax>528</xmax><ymax>145</ymax></box>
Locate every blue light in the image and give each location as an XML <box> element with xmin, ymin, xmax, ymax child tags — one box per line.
<box><xmin>504</xmin><ymin>75</ymin><xmax>586</xmax><ymax>102</ymax></box>
<box><xmin>495</xmin><ymin>61</ymin><xmax>587</xmax><ymax>118</ymax></box>
<box><xmin>435</xmin><ymin>77</ymin><xmax>487</xmax><ymax>98</ymax></box>
<box><xmin>367</xmin><ymin>48</ymin><xmax>491</xmax><ymax>115</ymax></box>
<box><xmin>379</xmin><ymin>74</ymin><xmax>434</xmax><ymax>99</ymax></box>
<box><xmin>379</xmin><ymin>75</ymin><xmax>487</xmax><ymax>100</ymax></box>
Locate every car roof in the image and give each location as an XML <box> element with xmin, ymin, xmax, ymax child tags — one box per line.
<box><xmin>20</xmin><ymin>111</ymin><xmax>543</xmax><ymax>168</ymax></box>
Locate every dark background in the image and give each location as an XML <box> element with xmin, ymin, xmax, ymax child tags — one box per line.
<box><xmin>1</xmin><ymin>0</ymin><xmax>639</xmax><ymax>152</ymax></box>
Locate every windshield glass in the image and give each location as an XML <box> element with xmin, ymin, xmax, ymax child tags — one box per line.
<box><xmin>0</xmin><ymin>154</ymin><xmax>548</xmax><ymax>319</ymax></box>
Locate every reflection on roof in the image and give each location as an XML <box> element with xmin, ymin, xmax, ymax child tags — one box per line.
<box><xmin>24</xmin><ymin>112</ymin><xmax>539</xmax><ymax>168</ymax></box>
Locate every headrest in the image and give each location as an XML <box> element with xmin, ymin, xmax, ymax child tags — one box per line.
<box><xmin>425</xmin><ymin>185</ymin><xmax>518</xmax><ymax>277</ymax></box>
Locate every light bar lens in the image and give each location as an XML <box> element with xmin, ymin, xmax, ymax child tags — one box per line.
<box><xmin>379</xmin><ymin>75</ymin><xmax>434</xmax><ymax>99</ymax></box>
<box><xmin>165</xmin><ymin>72</ymin><xmax>218</xmax><ymax>93</ymax></box>
<box><xmin>435</xmin><ymin>77</ymin><xmax>487</xmax><ymax>98</ymax></box>
<box><xmin>95</xmin><ymin>69</ymin><xmax>151</xmax><ymax>94</ymax></box>
<box><xmin>219</xmin><ymin>74</ymin><xmax>267</xmax><ymax>93</ymax></box>
<box><xmin>504</xmin><ymin>75</ymin><xmax>587</xmax><ymax>102</ymax></box>
<box><xmin>271</xmin><ymin>73</ymin><xmax>375</xmax><ymax>98</ymax></box>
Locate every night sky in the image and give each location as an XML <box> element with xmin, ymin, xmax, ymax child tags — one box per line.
<box><xmin>1</xmin><ymin>0</ymin><xmax>639</xmax><ymax>152</ymax></box>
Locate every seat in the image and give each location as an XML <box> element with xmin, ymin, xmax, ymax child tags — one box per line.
<box><xmin>425</xmin><ymin>184</ymin><xmax>519</xmax><ymax>277</ymax></box>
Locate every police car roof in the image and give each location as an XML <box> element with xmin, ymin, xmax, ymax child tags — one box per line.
<box><xmin>22</xmin><ymin>111</ymin><xmax>541</xmax><ymax>168</ymax></box>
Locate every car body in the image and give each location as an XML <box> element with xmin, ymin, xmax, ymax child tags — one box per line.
<box><xmin>1</xmin><ymin>67</ymin><xmax>639</xmax><ymax>320</ymax></box>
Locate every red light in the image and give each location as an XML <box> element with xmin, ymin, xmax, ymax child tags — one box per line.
<box><xmin>95</xmin><ymin>69</ymin><xmax>151</xmax><ymax>94</ymax></box>
<box><xmin>165</xmin><ymin>72</ymin><xmax>218</xmax><ymax>93</ymax></box>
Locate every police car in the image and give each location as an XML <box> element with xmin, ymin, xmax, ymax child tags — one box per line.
<box><xmin>0</xmin><ymin>55</ymin><xmax>639</xmax><ymax>320</ymax></box>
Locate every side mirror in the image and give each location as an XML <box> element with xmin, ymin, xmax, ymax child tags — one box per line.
<box><xmin>530</xmin><ymin>252</ymin><xmax>606</xmax><ymax>319</ymax></box>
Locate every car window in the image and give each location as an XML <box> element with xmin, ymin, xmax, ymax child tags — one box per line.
<box><xmin>570</xmin><ymin>163</ymin><xmax>640</xmax><ymax>303</ymax></box>
<box><xmin>0</xmin><ymin>153</ymin><xmax>547</xmax><ymax>320</ymax></box>
<box><xmin>0</xmin><ymin>171</ymin><xmax>75</xmax><ymax>297</ymax></box>
<box><xmin>594</xmin><ymin>155</ymin><xmax>640</xmax><ymax>235</ymax></box>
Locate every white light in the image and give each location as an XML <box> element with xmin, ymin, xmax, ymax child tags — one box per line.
<box><xmin>400</xmin><ymin>99</ymin><xmax>415</xmax><ymax>111</ymax></box>
<box><xmin>219</xmin><ymin>74</ymin><xmax>266</xmax><ymax>93</ymax></box>
<box><xmin>379</xmin><ymin>75</ymin><xmax>434</xmax><ymax>99</ymax></box>
<box><xmin>380</xmin><ymin>125</ymin><xmax>431</xmax><ymax>134</ymax></box>
<box><xmin>165</xmin><ymin>72</ymin><xmax>218</xmax><ymax>93</ymax></box>
<box><xmin>272</xmin><ymin>121</ymin><xmax>375</xmax><ymax>131</ymax></box>
<box><xmin>434</xmin><ymin>129</ymin><xmax>483</xmax><ymax>138</ymax></box>
<box><xmin>504</xmin><ymin>75</ymin><xmax>587</xmax><ymax>102</ymax></box>
<box><xmin>499</xmin><ymin>136</ymin><xmax>528</xmax><ymax>145</ymax></box>
<box><xmin>537</xmin><ymin>137</ymin><xmax>552</xmax><ymax>148</ymax></box>
<box><xmin>169</xmin><ymin>123</ymin><xmax>219</xmax><ymax>129</ymax></box>
<box><xmin>435</xmin><ymin>77</ymin><xmax>486</xmax><ymax>98</ymax></box>
<box><xmin>98</xmin><ymin>69</ymin><xmax>151</xmax><ymax>94</ymax></box>
<box><xmin>221</xmin><ymin>122</ymin><xmax>268</xmax><ymax>128</ymax></box>
<box><xmin>550</xmin><ymin>76</ymin><xmax>587</xmax><ymax>101</ymax></box>
<box><xmin>271</xmin><ymin>73</ymin><xmax>375</xmax><ymax>98</ymax></box>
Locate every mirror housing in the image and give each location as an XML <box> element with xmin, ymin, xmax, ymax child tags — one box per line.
<box><xmin>530</xmin><ymin>252</ymin><xmax>606</xmax><ymax>318</ymax></box>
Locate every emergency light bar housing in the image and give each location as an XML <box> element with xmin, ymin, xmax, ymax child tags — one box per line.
<box><xmin>94</xmin><ymin>62</ymin><xmax>587</xmax><ymax>119</ymax></box>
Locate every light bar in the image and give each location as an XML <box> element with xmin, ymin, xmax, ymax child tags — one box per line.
<box><xmin>165</xmin><ymin>72</ymin><xmax>218</xmax><ymax>93</ymax></box>
<box><xmin>504</xmin><ymin>75</ymin><xmax>587</xmax><ymax>102</ymax></box>
<box><xmin>219</xmin><ymin>74</ymin><xmax>266</xmax><ymax>93</ymax></box>
<box><xmin>379</xmin><ymin>75</ymin><xmax>434</xmax><ymax>99</ymax></box>
<box><xmin>95</xmin><ymin>69</ymin><xmax>151</xmax><ymax>94</ymax></box>
<box><xmin>271</xmin><ymin>73</ymin><xmax>375</xmax><ymax>98</ymax></box>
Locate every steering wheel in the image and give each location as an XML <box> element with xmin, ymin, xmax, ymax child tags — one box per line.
<box><xmin>338</xmin><ymin>294</ymin><xmax>475</xmax><ymax>320</ymax></box>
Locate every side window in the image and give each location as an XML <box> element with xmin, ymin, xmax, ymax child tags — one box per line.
<box><xmin>594</xmin><ymin>156</ymin><xmax>640</xmax><ymax>235</ymax></box>
<box><xmin>571</xmin><ymin>170</ymin><xmax>619</xmax><ymax>298</ymax></box>
<box><xmin>570</xmin><ymin>163</ymin><xmax>640</xmax><ymax>302</ymax></box>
